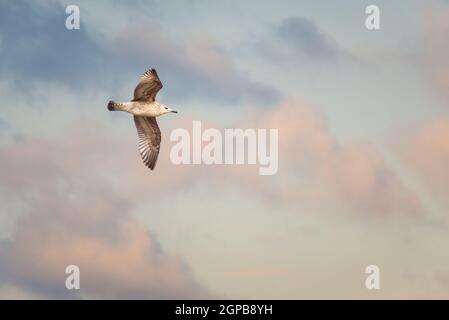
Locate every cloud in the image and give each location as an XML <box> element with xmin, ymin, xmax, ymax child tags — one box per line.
<box><xmin>0</xmin><ymin>1</ymin><xmax>111</xmax><ymax>90</ymax></box>
<box><xmin>0</xmin><ymin>98</ymin><xmax>423</xmax><ymax>298</ymax></box>
<box><xmin>0</xmin><ymin>119</ymin><xmax>6</xmax><ymax>132</ymax></box>
<box><xmin>1</xmin><ymin>219</ymin><xmax>207</xmax><ymax>299</ymax></box>
<box><xmin>398</xmin><ymin>118</ymin><xmax>449</xmax><ymax>203</ymax></box>
<box><xmin>215</xmin><ymin>99</ymin><xmax>422</xmax><ymax>216</ymax></box>
<box><xmin>0</xmin><ymin>1</ymin><xmax>279</xmax><ymax>106</ymax></box>
<box><xmin>423</xmin><ymin>4</ymin><xmax>449</xmax><ymax>106</ymax></box>
<box><xmin>0</xmin><ymin>123</ymin><xmax>210</xmax><ymax>299</ymax></box>
<box><xmin>277</xmin><ymin>17</ymin><xmax>343</xmax><ymax>60</ymax></box>
<box><xmin>255</xmin><ymin>17</ymin><xmax>351</xmax><ymax>64</ymax></box>
<box><xmin>113</xmin><ymin>24</ymin><xmax>280</xmax><ymax>106</ymax></box>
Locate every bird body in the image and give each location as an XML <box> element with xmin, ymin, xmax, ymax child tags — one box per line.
<box><xmin>108</xmin><ymin>100</ymin><xmax>174</xmax><ymax>117</ymax></box>
<box><xmin>107</xmin><ymin>68</ymin><xmax>177</xmax><ymax>170</ymax></box>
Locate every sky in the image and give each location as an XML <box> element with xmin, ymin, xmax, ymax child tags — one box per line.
<box><xmin>1</xmin><ymin>0</ymin><xmax>449</xmax><ymax>299</ymax></box>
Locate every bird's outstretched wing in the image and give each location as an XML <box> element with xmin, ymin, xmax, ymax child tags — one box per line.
<box><xmin>134</xmin><ymin>116</ymin><xmax>161</xmax><ymax>170</ymax></box>
<box><xmin>132</xmin><ymin>68</ymin><xmax>163</xmax><ymax>102</ymax></box>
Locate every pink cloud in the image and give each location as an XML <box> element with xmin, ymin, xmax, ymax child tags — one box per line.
<box><xmin>3</xmin><ymin>218</ymin><xmax>207</xmax><ymax>299</ymax></box>
<box><xmin>217</xmin><ymin>99</ymin><xmax>422</xmax><ymax>216</ymax></box>
<box><xmin>0</xmin><ymin>122</ymin><xmax>209</xmax><ymax>299</ymax></box>
<box><xmin>398</xmin><ymin>118</ymin><xmax>449</xmax><ymax>201</ymax></box>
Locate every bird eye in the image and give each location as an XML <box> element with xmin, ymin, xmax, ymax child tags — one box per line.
<box><xmin>165</xmin><ymin>107</ymin><xmax>168</xmax><ymax>109</ymax></box>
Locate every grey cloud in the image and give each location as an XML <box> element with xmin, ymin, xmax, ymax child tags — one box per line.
<box><xmin>257</xmin><ymin>16</ymin><xmax>351</xmax><ymax>64</ymax></box>
<box><xmin>0</xmin><ymin>119</ymin><xmax>6</xmax><ymax>131</ymax></box>
<box><xmin>278</xmin><ymin>17</ymin><xmax>342</xmax><ymax>60</ymax></box>
<box><xmin>113</xmin><ymin>24</ymin><xmax>280</xmax><ymax>106</ymax></box>
<box><xmin>0</xmin><ymin>1</ymin><xmax>279</xmax><ymax>107</ymax></box>
<box><xmin>0</xmin><ymin>1</ymin><xmax>110</xmax><ymax>90</ymax></box>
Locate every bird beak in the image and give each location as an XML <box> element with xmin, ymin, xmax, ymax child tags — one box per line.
<box><xmin>171</xmin><ymin>110</ymin><xmax>178</xmax><ymax>114</ymax></box>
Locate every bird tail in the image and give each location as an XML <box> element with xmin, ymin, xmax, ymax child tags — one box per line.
<box><xmin>107</xmin><ymin>100</ymin><xmax>121</xmax><ymax>111</ymax></box>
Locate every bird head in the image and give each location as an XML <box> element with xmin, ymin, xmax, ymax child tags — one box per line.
<box><xmin>159</xmin><ymin>103</ymin><xmax>178</xmax><ymax>115</ymax></box>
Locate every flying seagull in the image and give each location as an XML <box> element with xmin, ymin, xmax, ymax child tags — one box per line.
<box><xmin>107</xmin><ymin>68</ymin><xmax>177</xmax><ymax>170</ymax></box>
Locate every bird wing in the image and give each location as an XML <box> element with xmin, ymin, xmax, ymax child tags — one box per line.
<box><xmin>134</xmin><ymin>116</ymin><xmax>161</xmax><ymax>170</ymax></box>
<box><xmin>133</xmin><ymin>68</ymin><xmax>163</xmax><ymax>102</ymax></box>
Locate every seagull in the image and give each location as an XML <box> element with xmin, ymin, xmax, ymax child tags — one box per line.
<box><xmin>107</xmin><ymin>68</ymin><xmax>177</xmax><ymax>170</ymax></box>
